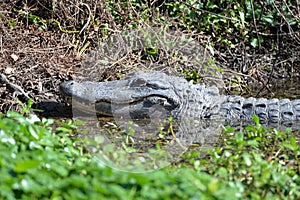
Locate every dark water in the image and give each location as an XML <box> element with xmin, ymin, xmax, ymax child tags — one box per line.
<box><xmin>250</xmin><ymin>79</ymin><xmax>300</xmax><ymax>99</ymax></box>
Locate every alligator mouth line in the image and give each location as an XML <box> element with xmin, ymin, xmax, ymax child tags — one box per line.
<box><xmin>64</xmin><ymin>95</ymin><xmax>176</xmax><ymax>117</ymax></box>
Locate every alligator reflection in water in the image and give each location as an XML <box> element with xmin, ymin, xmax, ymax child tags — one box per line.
<box><xmin>72</xmin><ymin>110</ymin><xmax>224</xmax><ymax>172</ymax></box>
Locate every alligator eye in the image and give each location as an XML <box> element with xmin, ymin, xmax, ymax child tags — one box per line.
<box><xmin>146</xmin><ymin>80</ymin><xmax>169</xmax><ymax>90</ymax></box>
<box><xmin>146</xmin><ymin>83</ymin><xmax>160</xmax><ymax>89</ymax></box>
<box><xmin>130</xmin><ymin>78</ymin><xmax>146</xmax><ymax>87</ymax></box>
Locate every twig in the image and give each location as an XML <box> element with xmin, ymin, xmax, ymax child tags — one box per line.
<box><xmin>79</xmin><ymin>3</ymin><xmax>93</xmax><ymax>35</ymax></box>
<box><xmin>0</xmin><ymin>73</ymin><xmax>31</xmax><ymax>101</ymax></box>
<box><xmin>272</xmin><ymin>0</ymin><xmax>300</xmax><ymax>43</ymax></box>
<box><xmin>250</xmin><ymin>0</ymin><xmax>261</xmax><ymax>49</ymax></box>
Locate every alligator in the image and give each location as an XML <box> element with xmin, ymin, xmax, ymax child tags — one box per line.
<box><xmin>60</xmin><ymin>71</ymin><xmax>300</xmax><ymax>128</ymax></box>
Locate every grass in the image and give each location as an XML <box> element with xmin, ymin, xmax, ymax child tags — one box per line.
<box><xmin>0</xmin><ymin>103</ymin><xmax>299</xmax><ymax>199</ymax></box>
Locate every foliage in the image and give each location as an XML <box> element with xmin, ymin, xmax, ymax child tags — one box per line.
<box><xmin>10</xmin><ymin>0</ymin><xmax>300</xmax><ymax>85</ymax></box>
<box><xmin>15</xmin><ymin>0</ymin><xmax>298</xmax><ymax>47</ymax></box>
<box><xmin>216</xmin><ymin>128</ymin><xmax>299</xmax><ymax>198</ymax></box>
<box><xmin>154</xmin><ymin>0</ymin><xmax>299</xmax><ymax>47</ymax></box>
<box><xmin>0</xmin><ymin>108</ymin><xmax>299</xmax><ymax>199</ymax></box>
<box><xmin>0</xmin><ymin>111</ymin><xmax>239</xmax><ymax>199</ymax></box>
<box><xmin>184</xmin><ymin>115</ymin><xmax>300</xmax><ymax>199</ymax></box>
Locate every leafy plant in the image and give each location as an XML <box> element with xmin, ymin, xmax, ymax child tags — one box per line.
<box><xmin>183</xmin><ymin>69</ymin><xmax>202</xmax><ymax>83</ymax></box>
<box><xmin>0</xmin><ymin>111</ymin><xmax>240</xmax><ymax>199</ymax></box>
<box><xmin>195</xmin><ymin>116</ymin><xmax>300</xmax><ymax>199</ymax></box>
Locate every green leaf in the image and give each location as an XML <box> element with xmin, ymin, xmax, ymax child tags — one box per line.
<box><xmin>235</xmin><ymin>131</ymin><xmax>244</xmax><ymax>142</ymax></box>
<box><xmin>252</xmin><ymin>115</ymin><xmax>260</xmax><ymax>126</ymax></box>
<box><xmin>28</xmin><ymin>125</ymin><xmax>40</xmax><ymax>140</ymax></box>
<box><xmin>262</xmin><ymin>14</ymin><xmax>274</xmax><ymax>24</ymax></box>
<box><xmin>250</xmin><ymin>38</ymin><xmax>258</xmax><ymax>48</ymax></box>
<box><xmin>239</xmin><ymin>11</ymin><xmax>245</xmax><ymax>27</ymax></box>
<box><xmin>247</xmin><ymin>140</ymin><xmax>258</xmax><ymax>146</ymax></box>
<box><xmin>14</xmin><ymin>160</ymin><xmax>41</xmax><ymax>172</ymax></box>
<box><xmin>223</xmin><ymin>125</ymin><xmax>235</xmax><ymax>133</ymax></box>
<box><xmin>56</xmin><ymin>127</ymin><xmax>73</xmax><ymax>133</ymax></box>
<box><xmin>51</xmin><ymin>163</ymin><xmax>69</xmax><ymax>177</ymax></box>
<box><xmin>243</xmin><ymin>153</ymin><xmax>252</xmax><ymax>166</ymax></box>
<box><xmin>282</xmin><ymin>137</ymin><xmax>298</xmax><ymax>151</ymax></box>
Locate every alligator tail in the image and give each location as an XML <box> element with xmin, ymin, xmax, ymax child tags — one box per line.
<box><xmin>220</xmin><ymin>95</ymin><xmax>300</xmax><ymax>121</ymax></box>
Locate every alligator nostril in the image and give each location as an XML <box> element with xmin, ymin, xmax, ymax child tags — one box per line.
<box><xmin>59</xmin><ymin>80</ymin><xmax>76</xmax><ymax>97</ymax></box>
<box><xmin>65</xmin><ymin>81</ymin><xmax>74</xmax><ymax>86</ymax></box>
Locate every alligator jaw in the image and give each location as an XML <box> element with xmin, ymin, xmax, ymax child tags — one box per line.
<box><xmin>64</xmin><ymin>95</ymin><xmax>177</xmax><ymax>118</ymax></box>
<box><xmin>59</xmin><ymin>78</ymin><xmax>179</xmax><ymax>117</ymax></box>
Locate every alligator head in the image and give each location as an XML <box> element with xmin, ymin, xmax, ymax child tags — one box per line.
<box><xmin>59</xmin><ymin>71</ymin><xmax>223</xmax><ymax>119</ymax></box>
<box><xmin>60</xmin><ymin>72</ymin><xmax>182</xmax><ymax>119</ymax></box>
<box><xmin>60</xmin><ymin>72</ymin><xmax>221</xmax><ymax>119</ymax></box>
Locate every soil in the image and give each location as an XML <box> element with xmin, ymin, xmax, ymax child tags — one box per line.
<box><xmin>0</xmin><ymin>1</ymin><xmax>90</xmax><ymax>117</ymax></box>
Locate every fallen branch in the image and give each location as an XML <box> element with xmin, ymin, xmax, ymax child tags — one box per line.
<box><xmin>0</xmin><ymin>73</ymin><xmax>31</xmax><ymax>101</ymax></box>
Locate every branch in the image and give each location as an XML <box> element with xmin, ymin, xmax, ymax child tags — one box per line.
<box><xmin>0</xmin><ymin>73</ymin><xmax>31</xmax><ymax>101</ymax></box>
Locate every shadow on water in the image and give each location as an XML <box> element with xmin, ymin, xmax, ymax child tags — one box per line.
<box><xmin>33</xmin><ymin>101</ymin><xmax>73</xmax><ymax>118</ymax></box>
